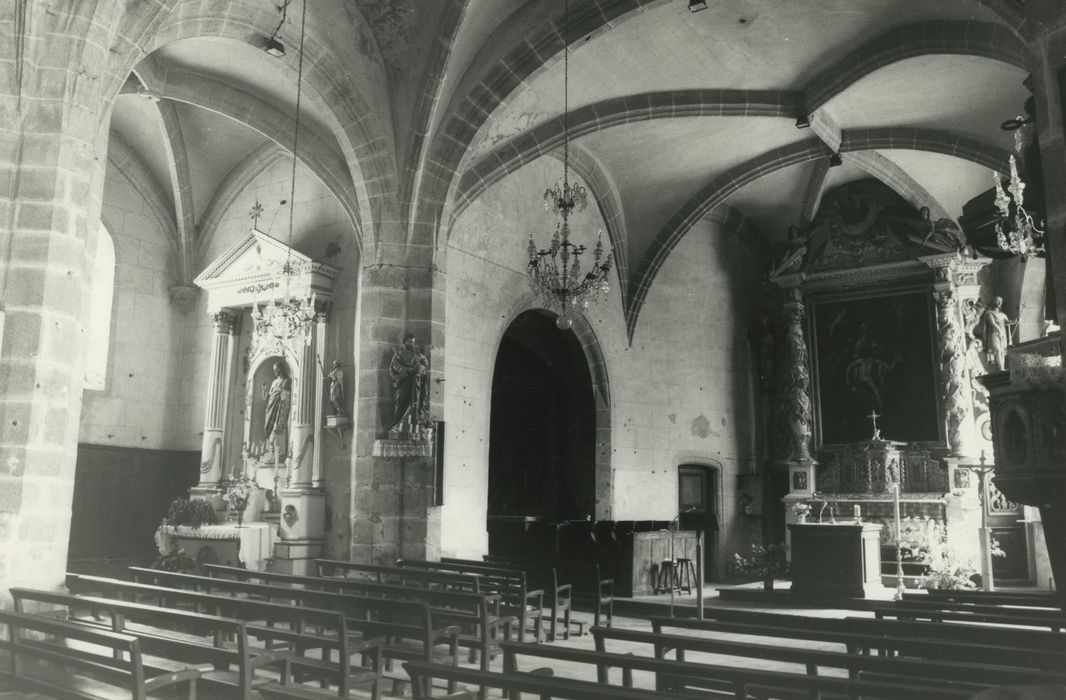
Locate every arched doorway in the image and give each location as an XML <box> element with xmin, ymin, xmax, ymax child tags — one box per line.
<box><xmin>488</xmin><ymin>311</ymin><xmax>597</xmax><ymax>556</ymax></box>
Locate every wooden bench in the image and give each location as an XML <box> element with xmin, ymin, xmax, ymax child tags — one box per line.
<box><xmin>874</xmin><ymin>601</ymin><xmax>1066</xmax><ymax>631</ymax></box>
<box><xmin>0</xmin><ymin>610</ymin><xmax>199</xmax><ymax>700</ymax></box>
<box><xmin>13</xmin><ymin>586</ymin><xmax>289</xmax><ymax>700</ymax></box>
<box><xmin>684</xmin><ymin>606</ymin><xmax>1066</xmax><ymax>653</ymax></box>
<box><xmin>69</xmin><ymin>572</ymin><xmax>459</xmax><ymax>695</ymax></box>
<box><xmin>446</xmin><ymin>556</ymin><xmax>574</xmax><ymax>641</ymax></box>
<box><xmin>397</xmin><ymin>558</ymin><xmax>544</xmax><ymax>644</ymax></box>
<box><xmin>198</xmin><ymin>563</ymin><xmax>512</xmax><ymax>673</ymax></box>
<box><xmin>648</xmin><ymin>615</ymin><xmax>1066</xmax><ymax>671</ymax></box>
<box><xmin>501</xmin><ymin>638</ymin><xmax>978</xmax><ymax>699</ymax></box>
<box><xmin>483</xmin><ymin>554</ymin><xmax>614</xmax><ymax>630</ymax></box>
<box><xmin>45</xmin><ymin>580</ymin><xmax>383</xmax><ymax>699</ymax></box>
<box><xmin>315</xmin><ymin>559</ymin><xmax>481</xmax><ymax>594</ymax></box>
<box><xmin>591</xmin><ymin>625</ymin><xmax>1065</xmax><ymax>693</ymax></box>
<box><xmin>914</xmin><ymin>589</ymin><xmax>1061</xmax><ymax>608</ymax></box>
<box><xmin>403</xmin><ymin>659</ymin><xmax>665</xmax><ymax>700</ymax></box>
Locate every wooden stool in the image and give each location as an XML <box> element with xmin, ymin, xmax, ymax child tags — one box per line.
<box><xmin>676</xmin><ymin>558</ymin><xmax>697</xmax><ymax>594</ymax></box>
<box><xmin>655</xmin><ymin>559</ymin><xmax>679</xmax><ymax>594</ymax></box>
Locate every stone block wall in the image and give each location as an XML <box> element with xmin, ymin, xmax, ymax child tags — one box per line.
<box><xmin>442</xmin><ymin>159</ymin><xmax>765</xmax><ymax>567</ymax></box>
<box><xmin>79</xmin><ymin>163</ymin><xmax>185</xmax><ymax>450</ymax></box>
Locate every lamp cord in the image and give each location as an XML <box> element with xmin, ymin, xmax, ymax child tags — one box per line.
<box><xmin>284</xmin><ymin>0</ymin><xmax>307</xmax><ymax>281</ymax></box>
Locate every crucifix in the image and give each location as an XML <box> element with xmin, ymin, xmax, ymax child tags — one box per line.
<box><xmin>249</xmin><ymin>200</ymin><xmax>264</xmax><ymax>229</ymax></box>
<box><xmin>867</xmin><ymin>410</ymin><xmax>882</xmax><ymax>441</ymax></box>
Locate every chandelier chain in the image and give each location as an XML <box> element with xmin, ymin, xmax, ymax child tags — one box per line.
<box><xmin>562</xmin><ymin>0</ymin><xmax>569</xmax><ymax>191</ymax></box>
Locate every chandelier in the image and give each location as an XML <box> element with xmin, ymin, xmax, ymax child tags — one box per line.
<box><xmin>994</xmin><ymin>155</ymin><xmax>1045</xmax><ymax>258</ymax></box>
<box><xmin>526</xmin><ymin>0</ymin><xmax>612</xmax><ymax>331</ymax></box>
<box><xmin>252</xmin><ymin>0</ymin><xmax>316</xmax><ymax>346</ymax></box>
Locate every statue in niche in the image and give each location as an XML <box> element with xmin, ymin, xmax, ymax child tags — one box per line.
<box><xmin>262</xmin><ymin>362</ymin><xmax>292</xmax><ymax>459</ymax></box>
<box><xmin>386</xmin><ymin>333</ymin><xmax>431</xmax><ymax>438</ymax></box>
<box><xmin>982</xmin><ymin>296</ymin><xmax>1013</xmax><ymax>371</ymax></box>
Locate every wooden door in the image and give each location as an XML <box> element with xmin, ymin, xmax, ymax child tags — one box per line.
<box><xmin>678</xmin><ymin>464</ymin><xmax>719</xmax><ymax>580</ymax></box>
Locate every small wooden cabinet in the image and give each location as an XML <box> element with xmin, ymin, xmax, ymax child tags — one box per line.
<box><xmin>788</xmin><ymin>522</ymin><xmax>883</xmax><ymax>599</ymax></box>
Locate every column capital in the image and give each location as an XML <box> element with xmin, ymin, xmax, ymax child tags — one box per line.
<box><xmin>212</xmin><ymin>310</ymin><xmax>238</xmax><ymax>334</ymax></box>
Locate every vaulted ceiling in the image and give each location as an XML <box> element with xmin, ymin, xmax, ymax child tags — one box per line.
<box><xmin>106</xmin><ymin>0</ymin><xmax>1030</xmax><ymax>333</ymax></box>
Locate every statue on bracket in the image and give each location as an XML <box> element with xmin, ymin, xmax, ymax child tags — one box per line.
<box><xmin>317</xmin><ymin>357</ymin><xmax>346</xmax><ymax>416</ymax></box>
<box><xmin>386</xmin><ymin>333</ymin><xmax>431</xmax><ymax>439</ymax></box>
<box><xmin>982</xmin><ymin>296</ymin><xmax>1014</xmax><ymax>371</ymax></box>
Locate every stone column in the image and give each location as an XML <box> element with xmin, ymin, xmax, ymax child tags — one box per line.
<box><xmin>195</xmin><ymin>312</ymin><xmax>238</xmax><ymax>488</ymax></box>
<box><xmin>351</xmin><ymin>256</ymin><xmax>443</xmax><ymax>565</ymax></box>
<box><xmin>0</xmin><ymin>1</ymin><xmax>111</xmax><ymax>597</ymax></box>
<box><xmin>778</xmin><ymin>289</ymin><xmax>814</xmax><ymax>465</ymax></box>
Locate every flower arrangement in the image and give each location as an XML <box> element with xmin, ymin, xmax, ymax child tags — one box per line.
<box><xmin>733</xmin><ymin>543</ymin><xmax>790</xmax><ymax>591</ymax></box>
<box><xmin>220</xmin><ymin>475</ymin><xmax>257</xmax><ymax>525</ymax></box>
<box><xmin>791</xmin><ymin>502</ymin><xmax>811</xmax><ymax>518</ymax></box>
<box><xmin>899</xmin><ymin>516</ymin><xmax>1004</xmax><ymax>590</ymax></box>
<box><xmin>163</xmin><ymin>497</ymin><xmax>218</xmax><ymax>528</ymax></box>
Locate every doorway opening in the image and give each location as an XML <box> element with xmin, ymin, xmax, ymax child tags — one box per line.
<box><xmin>488</xmin><ymin>311</ymin><xmax>596</xmax><ymax>555</ymax></box>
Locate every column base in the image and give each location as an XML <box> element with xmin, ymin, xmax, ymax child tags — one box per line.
<box><xmin>270</xmin><ymin>539</ymin><xmax>325</xmax><ymax>577</ymax></box>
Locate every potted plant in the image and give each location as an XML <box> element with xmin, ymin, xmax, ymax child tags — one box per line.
<box><xmin>791</xmin><ymin>502</ymin><xmax>811</xmax><ymax>523</ymax></box>
<box><xmin>733</xmin><ymin>543</ymin><xmax>790</xmax><ymax>592</ymax></box>
<box><xmin>163</xmin><ymin>497</ymin><xmax>218</xmax><ymax>529</ymax></box>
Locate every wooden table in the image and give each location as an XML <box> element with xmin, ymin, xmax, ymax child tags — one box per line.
<box><xmin>789</xmin><ymin>521</ymin><xmax>883</xmax><ymax>599</ymax></box>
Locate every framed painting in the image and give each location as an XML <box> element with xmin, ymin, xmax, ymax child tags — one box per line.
<box><xmin>809</xmin><ymin>289</ymin><xmax>941</xmax><ymax>447</ymax></box>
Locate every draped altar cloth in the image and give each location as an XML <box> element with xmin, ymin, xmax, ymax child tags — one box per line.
<box><xmin>154</xmin><ymin>522</ymin><xmax>274</xmax><ymax>571</ymax></box>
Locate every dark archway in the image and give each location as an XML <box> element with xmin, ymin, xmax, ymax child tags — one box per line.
<box><xmin>488</xmin><ymin>311</ymin><xmax>597</xmax><ymax>533</ymax></box>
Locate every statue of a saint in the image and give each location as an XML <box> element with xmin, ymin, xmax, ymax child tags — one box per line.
<box><xmin>386</xmin><ymin>333</ymin><xmax>430</xmax><ymax>436</ymax></box>
<box><xmin>317</xmin><ymin>359</ymin><xmax>345</xmax><ymax>416</ymax></box>
<box><xmin>982</xmin><ymin>296</ymin><xmax>1012</xmax><ymax>371</ymax></box>
<box><xmin>262</xmin><ymin>362</ymin><xmax>291</xmax><ymax>455</ymax></box>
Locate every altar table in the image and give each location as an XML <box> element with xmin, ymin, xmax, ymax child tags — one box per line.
<box><xmin>154</xmin><ymin>522</ymin><xmax>274</xmax><ymax>571</ymax></box>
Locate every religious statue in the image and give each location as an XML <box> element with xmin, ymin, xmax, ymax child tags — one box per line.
<box><xmin>317</xmin><ymin>358</ymin><xmax>346</xmax><ymax>416</ymax></box>
<box><xmin>386</xmin><ymin>333</ymin><xmax>431</xmax><ymax>437</ymax></box>
<box><xmin>982</xmin><ymin>296</ymin><xmax>1012</xmax><ymax>371</ymax></box>
<box><xmin>261</xmin><ymin>362</ymin><xmax>291</xmax><ymax>457</ymax></box>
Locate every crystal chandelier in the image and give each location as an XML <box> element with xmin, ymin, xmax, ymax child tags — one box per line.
<box><xmin>527</xmin><ymin>0</ymin><xmax>612</xmax><ymax>331</ymax></box>
<box><xmin>252</xmin><ymin>0</ymin><xmax>316</xmax><ymax>346</ymax></box>
<box><xmin>994</xmin><ymin>155</ymin><xmax>1045</xmax><ymax>258</ymax></box>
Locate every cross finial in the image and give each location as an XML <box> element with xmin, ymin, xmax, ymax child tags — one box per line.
<box><xmin>249</xmin><ymin>200</ymin><xmax>264</xmax><ymax>229</ymax></box>
<box><xmin>867</xmin><ymin>410</ymin><xmax>882</xmax><ymax>440</ymax></box>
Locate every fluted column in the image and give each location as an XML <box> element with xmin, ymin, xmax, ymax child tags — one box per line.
<box><xmin>288</xmin><ymin>326</ymin><xmax>317</xmax><ymax>489</ymax></box>
<box><xmin>312</xmin><ymin>311</ymin><xmax>328</xmax><ymax>488</ymax></box>
<box><xmin>199</xmin><ymin>311</ymin><xmax>237</xmax><ymax>486</ymax></box>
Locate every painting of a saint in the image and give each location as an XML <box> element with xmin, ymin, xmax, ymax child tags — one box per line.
<box><xmin>811</xmin><ymin>292</ymin><xmax>939</xmax><ymax>446</ymax></box>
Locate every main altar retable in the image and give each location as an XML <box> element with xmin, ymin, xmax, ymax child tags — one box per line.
<box><xmin>156</xmin><ymin>228</ymin><xmax>342</xmax><ymax>573</ymax></box>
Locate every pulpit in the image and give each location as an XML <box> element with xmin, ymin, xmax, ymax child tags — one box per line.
<box><xmin>788</xmin><ymin>521</ymin><xmax>883</xmax><ymax>599</ymax></box>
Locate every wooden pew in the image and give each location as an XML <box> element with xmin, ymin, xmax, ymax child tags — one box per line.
<box><xmin>397</xmin><ymin>558</ymin><xmax>544</xmax><ymax>643</ymax></box>
<box><xmin>0</xmin><ymin>610</ymin><xmax>200</xmax><ymax>700</ymax></box>
<box><xmin>446</xmin><ymin>556</ymin><xmax>573</xmax><ymax>641</ymax></box>
<box><xmin>683</xmin><ymin>606</ymin><xmax>1066</xmax><ymax>654</ymax></box>
<box><xmin>70</xmin><ymin>572</ymin><xmax>460</xmax><ymax>695</ymax></box>
<box><xmin>198</xmin><ymin>563</ymin><xmax>512</xmax><ymax>672</ymax></box>
<box><xmin>913</xmin><ymin>589</ymin><xmax>1061</xmax><ymax>608</ymax></box>
<box><xmin>501</xmin><ymin>639</ymin><xmax>979</xmax><ymax>699</ymax></box>
<box><xmin>483</xmin><ymin>554</ymin><xmax>614</xmax><ymax>630</ymax></box>
<box><xmin>315</xmin><ymin>558</ymin><xmax>481</xmax><ymax>594</ymax></box>
<box><xmin>42</xmin><ymin>580</ymin><xmax>383</xmax><ymax>699</ymax></box>
<box><xmin>648</xmin><ymin>615</ymin><xmax>1066</xmax><ymax>671</ymax></box>
<box><xmin>14</xmin><ymin>586</ymin><xmax>290</xmax><ymax>700</ymax></box>
<box><xmin>402</xmin><ymin>660</ymin><xmax>664</xmax><ymax>700</ymax></box>
<box><xmin>873</xmin><ymin>603</ymin><xmax>1066</xmax><ymax>631</ymax></box>
<box><xmin>591</xmin><ymin>625</ymin><xmax>1066</xmax><ymax>693</ymax></box>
